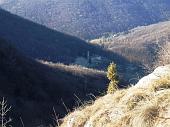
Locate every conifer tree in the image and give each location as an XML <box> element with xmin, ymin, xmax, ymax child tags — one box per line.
<box><xmin>107</xmin><ymin>62</ymin><xmax>119</xmax><ymax>94</ymax></box>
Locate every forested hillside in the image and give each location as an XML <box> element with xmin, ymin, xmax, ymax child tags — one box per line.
<box><xmin>91</xmin><ymin>21</ymin><xmax>170</xmax><ymax>71</ymax></box>
<box><xmin>1</xmin><ymin>0</ymin><xmax>170</xmax><ymax>39</ymax></box>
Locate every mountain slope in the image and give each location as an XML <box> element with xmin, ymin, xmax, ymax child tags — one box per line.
<box><xmin>0</xmin><ymin>8</ymin><xmax>147</xmax><ymax>85</ymax></box>
<box><xmin>1</xmin><ymin>0</ymin><xmax>170</xmax><ymax>39</ymax></box>
<box><xmin>0</xmin><ymin>8</ymin><xmax>104</xmax><ymax>64</ymax></box>
<box><xmin>0</xmin><ymin>38</ymin><xmax>107</xmax><ymax>127</ymax></box>
<box><xmin>91</xmin><ymin>21</ymin><xmax>170</xmax><ymax>71</ymax></box>
<box><xmin>61</xmin><ymin>65</ymin><xmax>170</xmax><ymax>127</ymax></box>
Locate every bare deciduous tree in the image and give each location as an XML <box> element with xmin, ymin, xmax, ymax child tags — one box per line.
<box><xmin>0</xmin><ymin>97</ymin><xmax>12</xmax><ymax>127</ymax></box>
<box><xmin>155</xmin><ymin>36</ymin><xmax>170</xmax><ymax>67</ymax></box>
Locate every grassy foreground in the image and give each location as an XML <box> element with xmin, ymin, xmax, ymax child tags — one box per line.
<box><xmin>60</xmin><ymin>65</ymin><xmax>170</xmax><ymax>127</ymax></box>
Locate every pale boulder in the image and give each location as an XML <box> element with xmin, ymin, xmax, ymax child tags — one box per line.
<box><xmin>135</xmin><ymin>65</ymin><xmax>170</xmax><ymax>89</ymax></box>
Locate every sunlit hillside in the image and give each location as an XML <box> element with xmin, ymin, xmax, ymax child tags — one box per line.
<box><xmin>91</xmin><ymin>21</ymin><xmax>170</xmax><ymax>71</ymax></box>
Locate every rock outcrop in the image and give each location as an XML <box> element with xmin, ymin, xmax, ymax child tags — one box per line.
<box><xmin>135</xmin><ymin>65</ymin><xmax>170</xmax><ymax>89</ymax></box>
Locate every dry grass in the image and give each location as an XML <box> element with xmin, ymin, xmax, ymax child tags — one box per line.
<box><xmin>38</xmin><ymin>60</ymin><xmax>106</xmax><ymax>77</ymax></box>
<box><xmin>60</xmin><ymin>67</ymin><xmax>170</xmax><ymax>127</ymax></box>
<box><xmin>156</xmin><ymin>42</ymin><xmax>170</xmax><ymax>67</ymax></box>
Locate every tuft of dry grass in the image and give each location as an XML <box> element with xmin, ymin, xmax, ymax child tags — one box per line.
<box><xmin>149</xmin><ymin>76</ymin><xmax>170</xmax><ymax>92</ymax></box>
<box><xmin>131</xmin><ymin>101</ymin><xmax>160</xmax><ymax>127</ymax></box>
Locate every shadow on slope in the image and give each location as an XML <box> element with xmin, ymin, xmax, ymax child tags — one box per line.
<box><xmin>0</xmin><ymin>38</ymin><xmax>108</xmax><ymax>127</ymax></box>
<box><xmin>0</xmin><ymin>8</ymin><xmax>101</xmax><ymax>64</ymax></box>
<box><xmin>0</xmin><ymin>8</ymin><xmax>145</xmax><ymax>84</ymax></box>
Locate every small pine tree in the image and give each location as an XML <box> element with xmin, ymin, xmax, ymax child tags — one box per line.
<box><xmin>107</xmin><ymin>63</ymin><xmax>119</xmax><ymax>94</ymax></box>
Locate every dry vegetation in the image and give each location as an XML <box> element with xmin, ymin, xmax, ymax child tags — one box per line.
<box><xmin>156</xmin><ymin>41</ymin><xmax>170</xmax><ymax>67</ymax></box>
<box><xmin>60</xmin><ymin>65</ymin><xmax>170</xmax><ymax>127</ymax></box>
<box><xmin>90</xmin><ymin>21</ymin><xmax>170</xmax><ymax>71</ymax></box>
<box><xmin>39</xmin><ymin>60</ymin><xmax>106</xmax><ymax>77</ymax></box>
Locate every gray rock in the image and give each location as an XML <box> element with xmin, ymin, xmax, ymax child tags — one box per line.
<box><xmin>135</xmin><ymin>65</ymin><xmax>170</xmax><ymax>89</ymax></box>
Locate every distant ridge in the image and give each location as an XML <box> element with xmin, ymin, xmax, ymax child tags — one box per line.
<box><xmin>1</xmin><ymin>0</ymin><xmax>170</xmax><ymax>39</ymax></box>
